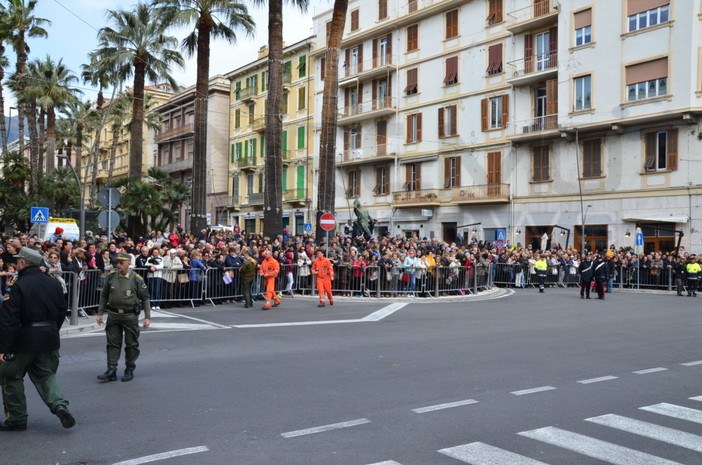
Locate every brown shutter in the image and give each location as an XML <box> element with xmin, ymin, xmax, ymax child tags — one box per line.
<box><xmin>387</xmin><ymin>75</ymin><xmax>392</xmax><ymax>98</ymax></box>
<box><xmin>626</xmin><ymin>58</ymin><xmax>668</xmax><ymax>85</ymax></box>
<box><xmin>404</xmin><ymin>68</ymin><xmax>417</xmax><ymax>93</ymax></box>
<box><xmin>549</xmin><ymin>27</ymin><xmax>558</xmax><ymax>67</ymax></box>
<box><xmin>480</xmin><ymin>98</ymin><xmax>488</xmax><ymax>131</ymax></box>
<box><xmin>404</xmin><ymin>164</ymin><xmax>411</xmax><ymax>189</ymax></box>
<box><xmin>406</xmin><ymin>115</ymin><xmax>412</xmax><ymax>143</ymax></box>
<box><xmin>443</xmin><ymin>158</ymin><xmax>450</xmax><ymax>188</ymax></box>
<box><xmin>574</xmin><ymin>8</ymin><xmax>592</xmax><ymax>29</ymax></box>
<box><xmin>488</xmin><ymin>152</ymin><xmax>502</xmax><ymax>184</ymax></box>
<box><xmin>644</xmin><ymin>132</ymin><xmax>656</xmax><ymax>170</ymax></box>
<box><xmin>416</xmin><ymin>113</ymin><xmax>422</xmax><ymax>142</ymax></box>
<box><xmin>379</xmin><ymin>0</ymin><xmax>387</xmax><ymax>20</ymax></box>
<box><xmin>443</xmin><ymin>57</ymin><xmax>458</xmax><ymax>84</ymax></box>
<box><xmin>524</xmin><ymin>34</ymin><xmax>534</xmax><ymax>73</ymax></box>
<box><xmin>351</xmin><ymin>9</ymin><xmax>359</xmax><ymax>30</ymax></box>
<box><xmin>546</xmin><ymin>79</ymin><xmax>558</xmax><ymax>129</ymax></box>
<box><xmin>372</xmin><ymin>39</ymin><xmax>378</xmax><ymax>68</ymax></box>
<box><xmin>386</xmin><ymin>33</ymin><xmax>392</xmax><ymax>60</ymax></box>
<box><xmin>408</xmin><ymin>25</ymin><xmax>418</xmax><ymax>51</ymax></box>
<box><xmin>667</xmin><ymin>128</ymin><xmax>678</xmax><ymax>170</ymax></box>
<box><xmin>358</xmin><ymin>83</ymin><xmax>364</xmax><ymax>103</ymax></box>
<box><xmin>344</xmin><ymin>88</ymin><xmax>349</xmax><ymax>110</ymax></box>
<box><xmin>438</xmin><ymin>107</ymin><xmax>445</xmax><ymax>137</ymax></box>
<box><xmin>320</xmin><ymin>57</ymin><xmax>326</xmax><ymax>80</ymax></box>
<box><xmin>372</xmin><ymin>80</ymin><xmax>378</xmax><ymax>109</ymax></box>
<box><xmin>501</xmin><ymin>94</ymin><xmax>509</xmax><ymax>129</ymax></box>
<box><xmin>496</xmin><ymin>0</ymin><xmax>503</xmax><ymax>22</ymax></box>
<box><xmin>628</xmin><ymin>0</ymin><xmax>670</xmax><ymax>16</ymax></box>
<box><xmin>357</xmin><ymin>126</ymin><xmax>362</xmax><ymax>148</ymax></box>
<box><xmin>358</xmin><ymin>45</ymin><xmax>363</xmax><ymax>72</ymax></box>
<box><xmin>344</xmin><ymin>130</ymin><xmax>350</xmax><ymax>151</ymax></box>
<box><xmin>344</xmin><ymin>49</ymin><xmax>350</xmax><ymax>77</ymax></box>
<box><xmin>384</xmin><ymin>167</ymin><xmax>390</xmax><ymax>193</ymax></box>
<box><xmin>450</xmin><ymin>105</ymin><xmax>457</xmax><ymax>136</ymax></box>
<box><xmin>415</xmin><ymin>163</ymin><xmax>422</xmax><ymax>190</ymax></box>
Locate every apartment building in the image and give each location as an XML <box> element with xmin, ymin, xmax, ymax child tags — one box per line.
<box><xmin>311</xmin><ymin>0</ymin><xmax>702</xmax><ymax>253</ymax></box>
<box><xmin>152</xmin><ymin>76</ymin><xmax>231</xmax><ymax>226</ymax></box>
<box><xmin>226</xmin><ymin>38</ymin><xmax>316</xmax><ymax>235</ymax></box>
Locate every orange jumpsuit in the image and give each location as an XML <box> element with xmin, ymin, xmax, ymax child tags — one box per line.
<box><xmin>312</xmin><ymin>256</ymin><xmax>334</xmax><ymax>306</ymax></box>
<box><xmin>260</xmin><ymin>256</ymin><xmax>281</xmax><ymax>309</ymax></box>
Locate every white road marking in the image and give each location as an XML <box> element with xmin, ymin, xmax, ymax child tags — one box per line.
<box><xmin>690</xmin><ymin>395</ymin><xmax>702</xmax><ymax>402</ymax></box>
<box><xmin>681</xmin><ymin>360</ymin><xmax>702</xmax><ymax>366</ymax></box>
<box><xmin>112</xmin><ymin>446</ymin><xmax>209</xmax><ymax>465</ymax></box>
<box><xmin>587</xmin><ymin>414</ymin><xmax>702</xmax><ymax>452</ymax></box>
<box><xmin>147</xmin><ymin>322</ymin><xmax>218</xmax><ymax>331</ymax></box>
<box><xmin>367</xmin><ymin>462</ymin><xmax>402</xmax><ymax>465</ymax></box>
<box><xmin>577</xmin><ymin>375</ymin><xmax>618</xmax><ymax>384</ymax></box>
<box><xmin>233</xmin><ymin>303</ymin><xmax>408</xmax><ymax>328</ymax></box>
<box><xmin>438</xmin><ymin>442</ymin><xmax>549</xmax><ymax>464</ymax></box>
<box><xmin>362</xmin><ymin>303</ymin><xmax>408</xmax><ymax>321</ymax></box>
<box><xmin>640</xmin><ymin>403</ymin><xmax>702</xmax><ymax>424</ymax></box>
<box><xmin>633</xmin><ymin>367</ymin><xmax>668</xmax><ymax>375</ymax></box>
<box><xmin>412</xmin><ymin>399</ymin><xmax>478</xmax><ymax>414</ymax></box>
<box><xmin>156</xmin><ymin>309</ymin><xmax>231</xmax><ymax>329</ymax></box>
<box><xmin>510</xmin><ymin>386</ymin><xmax>556</xmax><ymax>396</ymax></box>
<box><xmin>518</xmin><ymin>427</ymin><xmax>682</xmax><ymax>465</ymax></box>
<box><xmin>281</xmin><ymin>418</ymin><xmax>370</xmax><ymax>438</ymax></box>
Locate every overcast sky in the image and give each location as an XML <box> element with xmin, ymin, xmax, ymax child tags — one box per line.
<box><xmin>5</xmin><ymin>0</ymin><xmax>330</xmax><ymax>113</ymax></box>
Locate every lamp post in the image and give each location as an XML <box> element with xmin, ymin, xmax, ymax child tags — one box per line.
<box><xmin>56</xmin><ymin>154</ymin><xmax>84</xmax><ymax>240</ymax></box>
<box><xmin>580</xmin><ymin>204</ymin><xmax>592</xmax><ymax>255</ymax></box>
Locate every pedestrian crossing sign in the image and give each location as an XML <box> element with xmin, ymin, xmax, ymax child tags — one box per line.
<box><xmin>30</xmin><ymin>207</ymin><xmax>49</xmax><ymax>224</ymax></box>
<box><xmin>496</xmin><ymin>229</ymin><xmax>506</xmax><ymax>241</ymax></box>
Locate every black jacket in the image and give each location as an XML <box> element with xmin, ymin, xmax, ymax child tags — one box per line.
<box><xmin>0</xmin><ymin>266</ymin><xmax>67</xmax><ymax>352</ymax></box>
<box><xmin>593</xmin><ymin>260</ymin><xmax>609</xmax><ymax>283</ymax></box>
<box><xmin>578</xmin><ymin>260</ymin><xmax>594</xmax><ymax>282</ymax></box>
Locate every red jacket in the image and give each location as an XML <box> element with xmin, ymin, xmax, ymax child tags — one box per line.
<box><xmin>260</xmin><ymin>256</ymin><xmax>280</xmax><ymax>278</ymax></box>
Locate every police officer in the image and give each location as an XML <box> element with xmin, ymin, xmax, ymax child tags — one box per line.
<box><xmin>685</xmin><ymin>255</ymin><xmax>700</xmax><ymax>297</ymax></box>
<box><xmin>0</xmin><ymin>247</ymin><xmax>75</xmax><ymax>431</ymax></box>
<box><xmin>534</xmin><ymin>254</ymin><xmax>548</xmax><ymax>293</ymax></box>
<box><xmin>593</xmin><ymin>255</ymin><xmax>609</xmax><ymax>300</ymax></box>
<box><xmin>578</xmin><ymin>254</ymin><xmax>594</xmax><ymax>299</ymax></box>
<box><xmin>96</xmin><ymin>253</ymin><xmax>151</xmax><ymax>382</ymax></box>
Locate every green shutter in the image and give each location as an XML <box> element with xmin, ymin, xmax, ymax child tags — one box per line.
<box><xmin>244</xmin><ymin>140</ymin><xmax>249</xmax><ymax>157</ymax></box>
<box><xmin>236</xmin><ymin>142</ymin><xmax>242</xmax><ymax>159</ymax></box>
<box><xmin>235</xmin><ymin>81</ymin><xmax>241</xmax><ymax>100</ymax></box>
<box><xmin>282</xmin><ymin>130</ymin><xmax>288</xmax><ymax>151</ymax></box>
<box><xmin>298</xmin><ymin>55</ymin><xmax>307</xmax><ymax>78</ymax></box>
<box><xmin>296</xmin><ymin>166</ymin><xmax>305</xmax><ymax>198</ymax></box>
<box><xmin>282</xmin><ymin>167</ymin><xmax>288</xmax><ymax>191</ymax></box>
<box><xmin>297</xmin><ymin>126</ymin><xmax>305</xmax><ymax>149</ymax></box>
<box><xmin>251</xmin><ymin>139</ymin><xmax>257</xmax><ymax>164</ymax></box>
<box><xmin>231</xmin><ymin>144</ymin><xmax>235</xmax><ymax>163</ymax></box>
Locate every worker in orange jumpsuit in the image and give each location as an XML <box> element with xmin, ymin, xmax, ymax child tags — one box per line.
<box><xmin>260</xmin><ymin>249</ymin><xmax>281</xmax><ymax>310</ymax></box>
<box><xmin>311</xmin><ymin>250</ymin><xmax>334</xmax><ymax>307</ymax></box>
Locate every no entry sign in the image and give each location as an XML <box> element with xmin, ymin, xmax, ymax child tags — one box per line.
<box><xmin>319</xmin><ymin>213</ymin><xmax>336</xmax><ymax>231</ymax></box>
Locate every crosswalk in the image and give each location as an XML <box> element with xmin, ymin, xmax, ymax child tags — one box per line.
<box><xmin>367</xmin><ymin>396</ymin><xmax>702</xmax><ymax>465</ymax></box>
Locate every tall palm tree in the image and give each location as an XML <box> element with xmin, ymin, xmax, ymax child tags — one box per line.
<box><xmin>81</xmin><ymin>50</ymin><xmax>113</xmax><ymax>110</ymax></box>
<box><xmin>26</xmin><ymin>56</ymin><xmax>82</xmax><ymax>175</ymax></box>
<box><xmin>251</xmin><ymin>0</ymin><xmax>309</xmax><ymax>239</ymax></box>
<box><xmin>6</xmin><ymin>0</ymin><xmax>49</xmax><ymax>158</ymax></box>
<box><xmin>98</xmin><ymin>3</ymin><xmax>184</xmax><ymax>181</ymax></box>
<box><xmin>64</xmin><ymin>99</ymin><xmax>94</xmax><ymax>184</ymax></box>
<box><xmin>0</xmin><ymin>4</ymin><xmax>11</xmax><ymax>155</ymax></box>
<box><xmin>316</xmin><ymin>0</ymin><xmax>348</xmax><ymax>238</ymax></box>
<box><xmin>152</xmin><ymin>0</ymin><xmax>255</xmax><ymax>234</ymax></box>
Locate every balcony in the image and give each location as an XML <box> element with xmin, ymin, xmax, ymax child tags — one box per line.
<box><xmin>227</xmin><ymin>195</ymin><xmax>242</xmax><ymax>210</ymax></box>
<box><xmin>246</xmin><ymin>192</ymin><xmax>264</xmax><ymax>205</ymax></box>
<box><xmin>155</xmin><ymin>123</ymin><xmax>194</xmax><ymax>143</ymax></box>
<box><xmin>239</xmin><ymin>86</ymin><xmax>257</xmax><ymax>101</ymax></box>
<box><xmin>507</xmin><ymin>52</ymin><xmax>558</xmax><ymax>86</ymax></box>
<box><xmin>253</xmin><ymin>116</ymin><xmax>266</xmax><ymax>132</ymax></box>
<box><xmin>339</xmin><ymin>144</ymin><xmax>394</xmax><ymax>166</ymax></box>
<box><xmin>392</xmin><ymin>188</ymin><xmax>442</xmax><ymax>207</ymax></box>
<box><xmin>237</xmin><ymin>156</ymin><xmax>258</xmax><ymax>169</ymax></box>
<box><xmin>283</xmin><ymin>188</ymin><xmax>307</xmax><ymax>205</ymax></box>
<box><xmin>157</xmin><ymin>158</ymin><xmax>192</xmax><ymax>174</ymax></box>
<box><xmin>283</xmin><ymin>72</ymin><xmax>292</xmax><ymax>86</ymax></box>
<box><xmin>506</xmin><ymin>0</ymin><xmax>559</xmax><ymax>33</ymax></box>
<box><xmin>448</xmin><ymin>183</ymin><xmax>510</xmax><ymax>204</ymax></box>
<box><xmin>338</xmin><ymin>96</ymin><xmax>397</xmax><ymax>126</ymax></box>
<box><xmin>508</xmin><ymin>115</ymin><xmax>559</xmax><ymax>141</ymax></box>
<box><xmin>339</xmin><ymin>54</ymin><xmax>398</xmax><ymax>87</ymax></box>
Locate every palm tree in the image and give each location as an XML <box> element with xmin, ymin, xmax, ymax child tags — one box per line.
<box><xmin>40</xmin><ymin>166</ymin><xmax>80</xmax><ymax>211</ymax></box>
<box><xmin>0</xmin><ymin>4</ymin><xmax>12</xmax><ymax>155</ymax></box>
<box><xmin>98</xmin><ymin>3</ymin><xmax>184</xmax><ymax>181</ymax></box>
<box><xmin>25</xmin><ymin>56</ymin><xmax>82</xmax><ymax>175</ymax></box>
<box><xmin>1</xmin><ymin>150</ymin><xmax>30</xmax><ymax>189</ymax></box>
<box><xmin>316</xmin><ymin>0</ymin><xmax>348</xmax><ymax>238</ymax></box>
<box><xmin>81</xmin><ymin>50</ymin><xmax>113</xmax><ymax>110</ymax></box>
<box><xmin>64</xmin><ymin>99</ymin><xmax>94</xmax><ymax>184</ymax></box>
<box><xmin>152</xmin><ymin>0</ymin><xmax>255</xmax><ymax>235</ymax></box>
<box><xmin>6</xmin><ymin>0</ymin><xmax>49</xmax><ymax>158</ymax></box>
<box><xmin>251</xmin><ymin>0</ymin><xmax>309</xmax><ymax>239</ymax></box>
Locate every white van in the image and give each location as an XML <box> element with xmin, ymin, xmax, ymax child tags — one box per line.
<box><xmin>29</xmin><ymin>218</ymin><xmax>81</xmax><ymax>242</ymax></box>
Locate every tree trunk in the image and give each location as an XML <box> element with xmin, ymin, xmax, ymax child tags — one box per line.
<box><xmin>75</xmin><ymin>122</ymin><xmax>83</xmax><ymax>185</ymax></box>
<box><xmin>316</xmin><ymin>0</ymin><xmax>348</xmax><ymax>241</ymax></box>
<box><xmin>17</xmin><ymin>103</ymin><xmax>25</xmax><ymax>158</ymax></box>
<box><xmin>45</xmin><ymin>107</ymin><xmax>56</xmax><ymax>174</ymax></box>
<box><xmin>129</xmin><ymin>58</ymin><xmax>147</xmax><ymax>180</ymax></box>
<box><xmin>263</xmin><ymin>0</ymin><xmax>284</xmax><ymax>239</ymax></box>
<box><xmin>0</xmin><ymin>45</ymin><xmax>7</xmax><ymax>156</ymax></box>
<box><xmin>190</xmin><ymin>19</ymin><xmax>211</xmax><ymax>235</ymax></box>
<box><xmin>16</xmin><ymin>30</ymin><xmax>27</xmax><ymax>158</ymax></box>
<box><xmin>26</xmin><ymin>103</ymin><xmax>39</xmax><ymax>195</ymax></box>
<box><xmin>107</xmin><ymin>127</ymin><xmax>119</xmax><ymax>185</ymax></box>
<box><xmin>36</xmin><ymin>107</ymin><xmax>45</xmax><ymax>177</ymax></box>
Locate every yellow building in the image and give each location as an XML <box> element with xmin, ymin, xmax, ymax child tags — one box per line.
<box><xmin>225</xmin><ymin>37</ymin><xmax>316</xmax><ymax>235</ymax></box>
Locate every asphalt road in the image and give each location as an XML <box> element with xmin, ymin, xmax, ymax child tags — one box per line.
<box><xmin>4</xmin><ymin>288</ymin><xmax>702</xmax><ymax>465</ymax></box>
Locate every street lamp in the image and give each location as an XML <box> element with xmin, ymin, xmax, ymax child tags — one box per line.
<box><xmin>56</xmin><ymin>154</ymin><xmax>84</xmax><ymax>241</ymax></box>
<box><xmin>580</xmin><ymin>204</ymin><xmax>592</xmax><ymax>254</ymax></box>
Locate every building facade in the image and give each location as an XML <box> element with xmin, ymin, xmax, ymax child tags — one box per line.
<box><xmin>309</xmin><ymin>0</ymin><xmax>702</xmax><ymax>253</ymax></box>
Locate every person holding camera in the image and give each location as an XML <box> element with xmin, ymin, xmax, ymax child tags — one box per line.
<box><xmin>96</xmin><ymin>253</ymin><xmax>151</xmax><ymax>383</ymax></box>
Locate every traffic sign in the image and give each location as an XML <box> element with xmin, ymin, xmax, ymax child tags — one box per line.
<box><xmin>97</xmin><ymin>210</ymin><xmax>120</xmax><ymax>229</ymax></box>
<box><xmin>97</xmin><ymin>187</ymin><xmax>121</xmax><ymax>208</ymax></box>
<box><xmin>319</xmin><ymin>213</ymin><xmax>336</xmax><ymax>231</ymax></box>
<box><xmin>636</xmin><ymin>232</ymin><xmax>644</xmax><ymax>247</ymax></box>
<box><xmin>304</xmin><ymin>223</ymin><xmax>312</xmax><ymax>232</ymax></box>
<box><xmin>30</xmin><ymin>207</ymin><xmax>49</xmax><ymax>224</ymax></box>
<box><xmin>496</xmin><ymin>229</ymin><xmax>506</xmax><ymax>241</ymax></box>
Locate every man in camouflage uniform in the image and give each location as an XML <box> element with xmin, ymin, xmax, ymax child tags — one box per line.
<box><xmin>96</xmin><ymin>253</ymin><xmax>151</xmax><ymax>382</ymax></box>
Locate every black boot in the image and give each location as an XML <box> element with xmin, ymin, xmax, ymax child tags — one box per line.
<box><xmin>52</xmin><ymin>405</ymin><xmax>75</xmax><ymax>429</ymax></box>
<box><xmin>121</xmin><ymin>369</ymin><xmax>134</xmax><ymax>382</ymax></box>
<box><xmin>97</xmin><ymin>369</ymin><xmax>117</xmax><ymax>382</ymax></box>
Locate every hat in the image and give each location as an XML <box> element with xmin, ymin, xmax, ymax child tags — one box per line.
<box><xmin>55</xmin><ymin>227</ymin><xmax>64</xmax><ymax>234</ymax></box>
<box><xmin>13</xmin><ymin>247</ymin><xmax>43</xmax><ymax>265</ymax></box>
<box><xmin>116</xmin><ymin>252</ymin><xmax>131</xmax><ymax>262</ymax></box>
<box><xmin>169</xmin><ymin>248</ymin><xmax>176</xmax><ymax>254</ymax></box>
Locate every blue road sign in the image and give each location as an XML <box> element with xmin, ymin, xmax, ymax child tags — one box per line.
<box><xmin>304</xmin><ymin>223</ymin><xmax>313</xmax><ymax>232</ymax></box>
<box><xmin>496</xmin><ymin>229</ymin><xmax>506</xmax><ymax>241</ymax></box>
<box><xmin>636</xmin><ymin>232</ymin><xmax>644</xmax><ymax>247</ymax></box>
<box><xmin>30</xmin><ymin>207</ymin><xmax>49</xmax><ymax>224</ymax></box>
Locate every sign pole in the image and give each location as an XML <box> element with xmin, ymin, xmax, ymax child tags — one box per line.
<box><xmin>326</xmin><ymin>231</ymin><xmax>329</xmax><ymax>257</ymax></box>
<box><xmin>107</xmin><ymin>189</ymin><xmax>113</xmax><ymax>241</ymax></box>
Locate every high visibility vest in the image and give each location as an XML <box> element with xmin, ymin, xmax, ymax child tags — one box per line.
<box><xmin>686</xmin><ymin>262</ymin><xmax>701</xmax><ymax>277</ymax></box>
<box><xmin>312</xmin><ymin>258</ymin><xmax>334</xmax><ymax>279</ymax></box>
<box><xmin>534</xmin><ymin>259</ymin><xmax>548</xmax><ymax>271</ymax></box>
<box><xmin>260</xmin><ymin>257</ymin><xmax>280</xmax><ymax>278</ymax></box>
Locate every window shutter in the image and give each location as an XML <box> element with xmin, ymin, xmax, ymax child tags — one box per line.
<box><xmin>231</xmin><ymin>144</ymin><xmax>235</xmax><ymax>163</ymax></box>
<box><xmin>404</xmin><ymin>68</ymin><xmax>417</xmax><ymax>93</ymax></box>
<box><xmin>372</xmin><ymin>39</ymin><xmax>378</xmax><ymax>67</ymax></box>
<box><xmin>404</xmin><ymin>164</ymin><xmax>411</xmax><ymax>189</ymax></box>
<box><xmin>524</xmin><ymin>34</ymin><xmax>534</xmax><ymax>73</ymax></box>
<box><xmin>449</xmin><ymin>105</ymin><xmax>457</xmax><ymax>136</ymax></box>
<box><xmin>443</xmin><ymin>157</ymin><xmax>450</xmax><ymax>188</ymax></box>
<box><xmin>406</xmin><ymin>115</ymin><xmax>411</xmax><ymax>143</ymax></box>
<box><xmin>344</xmin><ymin>130</ymin><xmax>350</xmax><ymax>151</ymax></box>
<box><xmin>501</xmin><ymin>95</ymin><xmax>509</xmax><ymax>129</ymax></box>
<box><xmin>379</xmin><ymin>0</ymin><xmax>388</xmax><ymax>20</ymax></box>
<box><xmin>667</xmin><ymin>128</ymin><xmax>678</xmax><ymax>170</ymax></box>
<box><xmin>251</xmin><ymin>139</ymin><xmax>257</xmax><ymax>160</ymax></box>
<box><xmin>443</xmin><ymin>57</ymin><xmax>458</xmax><ymax>84</ymax></box>
<box><xmin>386</xmin><ymin>33</ymin><xmax>392</xmax><ymax>58</ymax></box>
<box><xmin>384</xmin><ymin>167</ymin><xmax>390</xmax><ymax>193</ymax></box>
<box><xmin>415</xmin><ymin>163</ymin><xmax>422</xmax><ymax>190</ymax></box>
<box><xmin>282</xmin><ymin>167</ymin><xmax>287</xmax><ymax>192</ymax></box>
<box><xmin>438</xmin><ymin>107</ymin><xmax>445</xmax><ymax>137</ymax></box>
<box><xmin>546</xmin><ymin>79</ymin><xmax>558</xmax><ymax>128</ymax></box>
<box><xmin>237</xmin><ymin>142</ymin><xmax>242</xmax><ymax>159</ymax></box>
<box><xmin>574</xmin><ymin>8</ymin><xmax>592</xmax><ymax>29</ymax></box>
<box><xmin>455</xmin><ymin>157</ymin><xmax>461</xmax><ymax>187</ymax></box>
<box><xmin>344</xmin><ymin>88</ymin><xmax>349</xmax><ymax>110</ymax></box>
<box><xmin>359</xmin><ymin>83</ymin><xmax>364</xmax><ymax>103</ymax></box>
<box><xmin>372</xmin><ymin>80</ymin><xmax>378</xmax><ymax>108</ymax></box>
<box><xmin>320</xmin><ymin>57</ymin><xmax>326</xmax><ymax>80</ymax></box>
<box><xmin>243</xmin><ymin>139</ymin><xmax>249</xmax><ymax>157</ymax></box>
<box><xmin>416</xmin><ymin>113</ymin><xmax>422</xmax><ymax>142</ymax></box>
<box><xmin>628</xmin><ymin>0</ymin><xmax>670</xmax><ymax>16</ymax></box>
<box><xmin>351</xmin><ymin>9</ymin><xmax>359</xmax><ymax>30</ymax></box>
<box><xmin>345</xmin><ymin>49</ymin><xmax>350</xmax><ymax>75</ymax></box>
<box><xmin>358</xmin><ymin>45</ymin><xmax>364</xmax><ymax>72</ymax></box>
<box><xmin>297</xmin><ymin>126</ymin><xmax>305</xmax><ymax>149</ymax></box>
<box><xmin>481</xmin><ymin>98</ymin><xmax>488</xmax><ymax>131</ymax></box>
<box><xmin>549</xmin><ymin>27</ymin><xmax>558</xmax><ymax>67</ymax></box>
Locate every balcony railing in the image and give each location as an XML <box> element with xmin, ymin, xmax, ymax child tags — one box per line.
<box><xmin>340</xmin><ymin>54</ymin><xmax>397</xmax><ymax>80</ymax></box>
<box><xmin>283</xmin><ymin>188</ymin><xmax>306</xmax><ymax>202</ymax></box>
<box><xmin>449</xmin><ymin>184</ymin><xmax>510</xmax><ymax>203</ymax></box>
<box><xmin>341</xmin><ymin>144</ymin><xmax>390</xmax><ymax>163</ymax></box>
<box><xmin>155</xmin><ymin>123</ymin><xmax>194</xmax><ymax>142</ymax></box>
<box><xmin>506</xmin><ymin>0</ymin><xmax>558</xmax><ymax>30</ymax></box>
<box><xmin>247</xmin><ymin>193</ymin><xmax>264</xmax><ymax>205</ymax></box>
<box><xmin>283</xmin><ymin>72</ymin><xmax>292</xmax><ymax>85</ymax></box>
<box><xmin>339</xmin><ymin>96</ymin><xmax>396</xmax><ymax>120</ymax></box>
<box><xmin>228</xmin><ymin>195</ymin><xmax>241</xmax><ymax>207</ymax></box>
<box><xmin>392</xmin><ymin>188</ymin><xmax>443</xmax><ymax>205</ymax></box>
<box><xmin>507</xmin><ymin>52</ymin><xmax>558</xmax><ymax>81</ymax></box>
<box><xmin>239</xmin><ymin>86</ymin><xmax>257</xmax><ymax>100</ymax></box>
<box><xmin>236</xmin><ymin>156</ymin><xmax>257</xmax><ymax>168</ymax></box>
<box><xmin>509</xmin><ymin>114</ymin><xmax>559</xmax><ymax>136</ymax></box>
<box><xmin>253</xmin><ymin>117</ymin><xmax>266</xmax><ymax>132</ymax></box>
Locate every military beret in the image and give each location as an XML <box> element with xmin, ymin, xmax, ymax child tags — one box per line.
<box><xmin>116</xmin><ymin>252</ymin><xmax>132</xmax><ymax>261</ymax></box>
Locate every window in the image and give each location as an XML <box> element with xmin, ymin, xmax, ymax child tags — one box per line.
<box><xmin>235</xmin><ymin>109</ymin><xmax>241</xmax><ymax>129</ymax></box>
<box><xmin>480</xmin><ymin>95</ymin><xmax>509</xmax><ymax>131</ymax></box>
<box><xmin>298</xmin><ymin>86</ymin><xmax>306</xmax><ymax>110</ymax></box>
<box><xmin>379</xmin><ymin>0</ymin><xmax>388</xmax><ymax>20</ymax></box>
<box><xmin>524</xmin><ymin>28</ymin><xmax>557</xmax><ymax>73</ymax></box>
<box><xmin>374</xmin><ymin>167</ymin><xmax>389</xmax><ymax>195</ymax></box>
<box><xmin>487</xmin><ymin>152</ymin><xmax>502</xmax><ymax>190</ymax></box>
<box><xmin>406</xmin><ymin>113</ymin><xmax>422</xmax><ymax>143</ymax></box>
<box><xmin>487</xmin><ymin>44</ymin><xmax>503</xmax><ymax>75</ymax></box>
<box><xmin>627</xmin><ymin>1</ymin><xmax>669</xmax><ymax>33</ymax></box>
<box><xmin>320</xmin><ymin>57</ymin><xmax>326</xmax><ymax>81</ymax></box>
<box><xmin>247</xmin><ymin>102</ymin><xmax>255</xmax><ymax>125</ymax></box>
<box><xmin>443</xmin><ymin>156</ymin><xmax>461</xmax><ymax>188</ymax></box>
<box><xmin>532</xmin><ymin>145</ymin><xmax>550</xmax><ymax>182</ymax></box>
<box><xmin>350</xmin><ymin>9</ymin><xmax>359</xmax><ymax>31</ymax></box>
<box><xmin>298</xmin><ymin>55</ymin><xmax>306</xmax><ymax>78</ymax></box>
<box><xmin>376</xmin><ymin>120</ymin><xmax>387</xmax><ymax>155</ymax></box>
<box><xmin>297</xmin><ymin>126</ymin><xmax>305</xmax><ymax>149</ymax></box>
<box><xmin>407</xmin><ymin>24</ymin><xmax>418</xmax><ymax>52</ymax></box>
<box><xmin>404</xmin><ymin>68</ymin><xmax>418</xmax><ymax>95</ymax></box>
<box><xmin>487</xmin><ymin>0</ymin><xmax>503</xmax><ymax>24</ymax></box>
<box><xmin>261</xmin><ymin>71</ymin><xmax>267</xmax><ymax>92</ymax></box>
<box><xmin>347</xmin><ymin>170</ymin><xmax>360</xmax><ymax>198</ymax></box>
<box><xmin>235</xmin><ymin>81</ymin><xmax>241</xmax><ymax>100</ymax></box>
<box><xmin>626</xmin><ymin>58</ymin><xmax>668</xmax><ymax>102</ymax></box>
<box><xmin>282</xmin><ymin>91</ymin><xmax>288</xmax><ymax>114</ymax></box>
<box><xmin>446</xmin><ymin>10</ymin><xmax>459</xmax><ymax>39</ymax></box>
<box><xmin>344</xmin><ymin>126</ymin><xmax>362</xmax><ymax>159</ymax></box>
<box><xmin>373</xmin><ymin>35</ymin><xmax>392</xmax><ymax>67</ymax></box>
<box><xmin>582</xmin><ymin>139</ymin><xmax>602</xmax><ymax>178</ymax></box>
<box><xmin>443</xmin><ymin>56</ymin><xmax>458</xmax><ymax>85</ymax></box>
<box><xmin>574</xmin><ymin>75</ymin><xmax>592</xmax><ymax>111</ymax></box>
<box><xmin>438</xmin><ymin>105</ymin><xmax>457</xmax><ymax>137</ymax></box>
<box><xmin>644</xmin><ymin>129</ymin><xmax>678</xmax><ymax>171</ymax></box>
<box><xmin>408</xmin><ymin>0</ymin><xmax>417</xmax><ymax>13</ymax></box>
<box><xmin>574</xmin><ymin>8</ymin><xmax>592</xmax><ymax>46</ymax></box>
<box><xmin>404</xmin><ymin>163</ymin><xmax>421</xmax><ymax>191</ymax></box>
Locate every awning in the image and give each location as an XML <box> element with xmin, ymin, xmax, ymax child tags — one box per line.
<box><xmin>622</xmin><ymin>216</ymin><xmax>688</xmax><ymax>224</ymax></box>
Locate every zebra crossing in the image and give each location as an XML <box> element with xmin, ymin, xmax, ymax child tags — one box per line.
<box><xmin>366</xmin><ymin>396</ymin><xmax>702</xmax><ymax>465</ymax></box>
